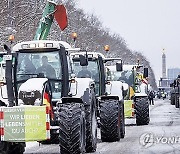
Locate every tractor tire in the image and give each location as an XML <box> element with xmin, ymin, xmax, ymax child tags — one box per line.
<box><xmin>120</xmin><ymin>101</ymin><xmax>125</xmax><ymax>138</ymax></box>
<box><xmin>170</xmin><ymin>94</ymin><xmax>175</xmax><ymax>105</ymax></box>
<box><xmin>0</xmin><ymin>142</ymin><xmax>25</xmax><ymax>154</ymax></box>
<box><xmin>59</xmin><ymin>103</ymin><xmax>86</xmax><ymax>154</ymax></box>
<box><xmin>85</xmin><ymin>104</ymin><xmax>97</xmax><ymax>152</ymax></box>
<box><xmin>175</xmin><ymin>95</ymin><xmax>179</xmax><ymax>108</ymax></box>
<box><xmin>100</xmin><ymin>99</ymin><xmax>121</xmax><ymax>142</ymax></box>
<box><xmin>135</xmin><ymin>97</ymin><xmax>149</xmax><ymax>126</ymax></box>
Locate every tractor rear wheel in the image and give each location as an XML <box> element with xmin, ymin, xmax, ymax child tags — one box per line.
<box><xmin>85</xmin><ymin>104</ymin><xmax>97</xmax><ymax>152</ymax></box>
<box><xmin>135</xmin><ymin>97</ymin><xmax>149</xmax><ymax>126</ymax></box>
<box><xmin>175</xmin><ymin>95</ymin><xmax>179</xmax><ymax>108</ymax></box>
<box><xmin>59</xmin><ymin>103</ymin><xmax>86</xmax><ymax>154</ymax></box>
<box><xmin>100</xmin><ymin>99</ymin><xmax>121</xmax><ymax>142</ymax></box>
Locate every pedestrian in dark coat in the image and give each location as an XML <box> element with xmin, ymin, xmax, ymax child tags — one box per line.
<box><xmin>148</xmin><ymin>91</ymin><xmax>154</xmax><ymax>105</ymax></box>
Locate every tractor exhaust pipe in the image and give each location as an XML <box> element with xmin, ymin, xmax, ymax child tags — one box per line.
<box><xmin>4</xmin><ymin>44</ymin><xmax>14</xmax><ymax>107</ymax></box>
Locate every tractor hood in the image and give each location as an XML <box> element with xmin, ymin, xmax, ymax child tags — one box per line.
<box><xmin>106</xmin><ymin>81</ymin><xmax>124</xmax><ymax>100</ymax></box>
<box><xmin>18</xmin><ymin>78</ymin><xmax>48</xmax><ymax>105</ymax></box>
<box><xmin>19</xmin><ymin>78</ymin><xmax>48</xmax><ymax>92</ymax></box>
<box><xmin>70</xmin><ymin>78</ymin><xmax>94</xmax><ymax>98</ymax></box>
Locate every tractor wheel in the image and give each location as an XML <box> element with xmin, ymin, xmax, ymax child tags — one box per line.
<box><xmin>59</xmin><ymin>103</ymin><xmax>86</xmax><ymax>154</ymax></box>
<box><xmin>170</xmin><ymin>94</ymin><xmax>175</xmax><ymax>105</ymax></box>
<box><xmin>120</xmin><ymin>101</ymin><xmax>125</xmax><ymax>138</ymax></box>
<box><xmin>85</xmin><ymin>104</ymin><xmax>97</xmax><ymax>152</ymax></box>
<box><xmin>175</xmin><ymin>95</ymin><xmax>179</xmax><ymax>108</ymax></box>
<box><xmin>8</xmin><ymin>143</ymin><xmax>25</xmax><ymax>154</ymax></box>
<box><xmin>135</xmin><ymin>97</ymin><xmax>149</xmax><ymax>126</ymax></box>
<box><xmin>100</xmin><ymin>99</ymin><xmax>121</xmax><ymax>142</ymax></box>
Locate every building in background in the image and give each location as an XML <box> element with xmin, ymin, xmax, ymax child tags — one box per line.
<box><xmin>167</xmin><ymin>68</ymin><xmax>180</xmax><ymax>80</ymax></box>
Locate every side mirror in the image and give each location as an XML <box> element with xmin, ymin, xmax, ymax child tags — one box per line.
<box><xmin>143</xmin><ymin>67</ymin><xmax>148</xmax><ymax>78</ymax></box>
<box><xmin>116</xmin><ymin>62</ymin><xmax>123</xmax><ymax>72</ymax></box>
<box><xmin>80</xmin><ymin>55</ymin><xmax>88</xmax><ymax>66</ymax></box>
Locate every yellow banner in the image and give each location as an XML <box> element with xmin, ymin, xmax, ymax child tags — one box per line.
<box><xmin>124</xmin><ymin>100</ymin><xmax>134</xmax><ymax>118</ymax></box>
<box><xmin>0</xmin><ymin>106</ymin><xmax>49</xmax><ymax>142</ymax></box>
<box><xmin>25</xmin><ymin>106</ymin><xmax>47</xmax><ymax>141</ymax></box>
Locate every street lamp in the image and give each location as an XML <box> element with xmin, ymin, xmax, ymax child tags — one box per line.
<box><xmin>104</xmin><ymin>45</ymin><xmax>110</xmax><ymax>57</ymax></box>
<box><xmin>104</xmin><ymin>45</ymin><xmax>110</xmax><ymax>52</ymax></box>
<box><xmin>71</xmin><ymin>32</ymin><xmax>77</xmax><ymax>42</ymax></box>
<box><xmin>8</xmin><ymin>35</ymin><xmax>14</xmax><ymax>44</ymax></box>
<box><xmin>71</xmin><ymin>32</ymin><xmax>77</xmax><ymax>48</ymax></box>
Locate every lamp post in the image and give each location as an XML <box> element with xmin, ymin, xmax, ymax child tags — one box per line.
<box><xmin>104</xmin><ymin>45</ymin><xmax>110</xmax><ymax>57</ymax></box>
<box><xmin>71</xmin><ymin>32</ymin><xmax>77</xmax><ymax>48</ymax></box>
<box><xmin>8</xmin><ymin>35</ymin><xmax>14</xmax><ymax>44</ymax></box>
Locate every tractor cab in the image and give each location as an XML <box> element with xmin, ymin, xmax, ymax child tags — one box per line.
<box><xmin>71</xmin><ymin>52</ymin><xmax>106</xmax><ymax>96</ymax></box>
<box><xmin>11</xmin><ymin>40</ymin><xmax>72</xmax><ymax>107</ymax></box>
<box><xmin>3</xmin><ymin>40</ymin><xmax>97</xmax><ymax>153</ymax></box>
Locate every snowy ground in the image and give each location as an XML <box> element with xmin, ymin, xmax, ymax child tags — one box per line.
<box><xmin>25</xmin><ymin>98</ymin><xmax>180</xmax><ymax>154</ymax></box>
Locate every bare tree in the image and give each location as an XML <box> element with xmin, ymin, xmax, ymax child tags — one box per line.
<box><xmin>0</xmin><ymin>0</ymin><xmax>157</xmax><ymax>89</ymax></box>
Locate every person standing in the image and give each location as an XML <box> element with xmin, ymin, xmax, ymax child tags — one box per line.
<box><xmin>148</xmin><ymin>90</ymin><xmax>155</xmax><ymax>105</ymax></box>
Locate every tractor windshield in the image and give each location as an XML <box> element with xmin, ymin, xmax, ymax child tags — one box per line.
<box><xmin>107</xmin><ymin>68</ymin><xmax>134</xmax><ymax>87</ymax></box>
<box><xmin>16</xmin><ymin>50</ymin><xmax>62</xmax><ymax>99</ymax></box>
<box><xmin>73</xmin><ymin>60</ymin><xmax>99</xmax><ymax>81</ymax></box>
<box><xmin>117</xmin><ymin>70</ymin><xmax>134</xmax><ymax>86</ymax></box>
<box><xmin>73</xmin><ymin>60</ymin><xmax>100</xmax><ymax>95</ymax></box>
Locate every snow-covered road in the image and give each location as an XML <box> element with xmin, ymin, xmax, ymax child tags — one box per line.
<box><xmin>25</xmin><ymin>99</ymin><xmax>180</xmax><ymax>154</ymax></box>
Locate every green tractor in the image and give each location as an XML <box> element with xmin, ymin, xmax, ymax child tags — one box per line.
<box><xmin>106</xmin><ymin>63</ymin><xmax>150</xmax><ymax>126</ymax></box>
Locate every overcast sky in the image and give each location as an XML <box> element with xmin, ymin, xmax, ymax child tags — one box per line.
<box><xmin>77</xmin><ymin>0</ymin><xmax>180</xmax><ymax>83</ymax></box>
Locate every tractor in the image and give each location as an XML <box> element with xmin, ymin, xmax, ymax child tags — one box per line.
<box><xmin>0</xmin><ymin>0</ymin><xmax>97</xmax><ymax>153</ymax></box>
<box><xmin>111</xmin><ymin>63</ymin><xmax>150</xmax><ymax>126</ymax></box>
<box><xmin>2</xmin><ymin>40</ymin><xmax>97</xmax><ymax>154</ymax></box>
<box><xmin>71</xmin><ymin>52</ymin><xmax>125</xmax><ymax>142</ymax></box>
<box><xmin>170</xmin><ymin>75</ymin><xmax>180</xmax><ymax>108</ymax></box>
